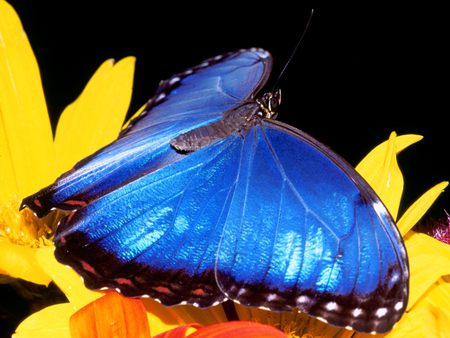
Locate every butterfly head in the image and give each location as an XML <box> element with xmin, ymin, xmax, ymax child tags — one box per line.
<box><xmin>256</xmin><ymin>89</ymin><xmax>281</xmax><ymax>119</ymax></box>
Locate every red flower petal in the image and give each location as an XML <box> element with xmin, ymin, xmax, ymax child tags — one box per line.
<box><xmin>70</xmin><ymin>291</ymin><xmax>151</xmax><ymax>338</ymax></box>
<box><xmin>153</xmin><ymin>324</ymin><xmax>202</xmax><ymax>338</ymax></box>
<box><xmin>189</xmin><ymin>321</ymin><xmax>287</xmax><ymax>338</ymax></box>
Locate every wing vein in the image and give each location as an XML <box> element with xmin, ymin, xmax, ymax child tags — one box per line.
<box><xmin>260</xmin><ymin>126</ymin><xmax>339</xmax><ymax>240</ymax></box>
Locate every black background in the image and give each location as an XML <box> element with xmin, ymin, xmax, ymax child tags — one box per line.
<box><xmin>7</xmin><ymin>1</ymin><xmax>450</xmax><ymax>215</ymax></box>
<box><xmin>1</xmin><ymin>1</ymin><xmax>449</xmax><ymax>336</ymax></box>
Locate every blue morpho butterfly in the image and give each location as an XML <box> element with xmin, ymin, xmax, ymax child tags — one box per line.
<box><xmin>21</xmin><ymin>48</ymin><xmax>408</xmax><ymax>334</ymax></box>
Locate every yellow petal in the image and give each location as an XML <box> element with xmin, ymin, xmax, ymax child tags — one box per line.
<box><xmin>397</xmin><ymin>181</ymin><xmax>449</xmax><ymax>235</ymax></box>
<box><xmin>356</xmin><ymin>133</ymin><xmax>422</xmax><ymax>174</ymax></box>
<box><xmin>405</xmin><ymin>231</ymin><xmax>450</xmax><ymax>309</ymax></box>
<box><xmin>417</xmin><ymin>277</ymin><xmax>450</xmax><ymax>315</ymax></box>
<box><xmin>13</xmin><ymin>303</ymin><xmax>73</xmax><ymax>338</ymax></box>
<box><xmin>35</xmin><ymin>245</ymin><xmax>102</xmax><ymax>309</ymax></box>
<box><xmin>383</xmin><ymin>305</ymin><xmax>445</xmax><ymax>338</ymax></box>
<box><xmin>0</xmin><ymin>0</ymin><xmax>54</xmax><ymax>202</ymax></box>
<box><xmin>0</xmin><ymin>238</ymin><xmax>51</xmax><ymax>285</ymax></box>
<box><xmin>122</xmin><ymin>103</ymin><xmax>146</xmax><ymax>131</ymax></box>
<box><xmin>55</xmin><ymin>57</ymin><xmax>135</xmax><ymax>173</ymax></box>
<box><xmin>143</xmin><ymin>299</ymin><xmax>185</xmax><ymax>335</ymax></box>
<box><xmin>386</xmin><ymin>279</ymin><xmax>450</xmax><ymax>338</ymax></box>
<box><xmin>356</xmin><ymin>133</ymin><xmax>422</xmax><ymax>220</ymax></box>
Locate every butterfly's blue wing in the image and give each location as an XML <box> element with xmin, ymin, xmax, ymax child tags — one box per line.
<box><xmin>21</xmin><ymin>48</ymin><xmax>271</xmax><ymax>217</ymax></box>
<box><xmin>22</xmin><ymin>47</ymin><xmax>408</xmax><ymax>334</ymax></box>
<box><xmin>53</xmin><ymin>133</ymin><xmax>246</xmax><ymax>307</ymax></box>
<box><xmin>120</xmin><ymin>48</ymin><xmax>272</xmax><ymax>137</ymax></box>
<box><xmin>215</xmin><ymin>120</ymin><xmax>408</xmax><ymax>333</ymax></box>
<box><xmin>53</xmin><ymin>117</ymin><xmax>408</xmax><ymax>333</ymax></box>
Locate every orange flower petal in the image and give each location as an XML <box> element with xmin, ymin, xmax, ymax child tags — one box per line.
<box><xmin>189</xmin><ymin>321</ymin><xmax>288</xmax><ymax>338</ymax></box>
<box><xmin>153</xmin><ymin>324</ymin><xmax>201</xmax><ymax>338</ymax></box>
<box><xmin>142</xmin><ymin>299</ymin><xmax>227</xmax><ymax>336</ymax></box>
<box><xmin>70</xmin><ymin>291</ymin><xmax>150</xmax><ymax>338</ymax></box>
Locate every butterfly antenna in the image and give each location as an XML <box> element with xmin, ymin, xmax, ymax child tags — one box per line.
<box><xmin>271</xmin><ymin>8</ymin><xmax>314</xmax><ymax>92</ymax></box>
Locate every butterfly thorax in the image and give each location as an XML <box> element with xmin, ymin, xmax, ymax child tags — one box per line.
<box><xmin>170</xmin><ymin>90</ymin><xmax>281</xmax><ymax>153</ymax></box>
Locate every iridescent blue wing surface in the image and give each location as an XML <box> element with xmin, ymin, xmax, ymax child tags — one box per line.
<box><xmin>21</xmin><ymin>48</ymin><xmax>271</xmax><ymax>217</ymax></box>
<box><xmin>21</xmin><ymin>48</ymin><xmax>409</xmax><ymax>334</ymax></box>
<box><xmin>52</xmin><ymin>117</ymin><xmax>408</xmax><ymax>333</ymax></box>
<box><xmin>53</xmin><ymin>134</ymin><xmax>246</xmax><ymax>307</ymax></box>
<box><xmin>215</xmin><ymin>120</ymin><xmax>408</xmax><ymax>333</ymax></box>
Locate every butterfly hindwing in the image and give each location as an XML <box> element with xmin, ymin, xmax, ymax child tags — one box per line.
<box><xmin>21</xmin><ymin>49</ymin><xmax>272</xmax><ymax>217</ymax></box>
<box><xmin>54</xmin><ymin>117</ymin><xmax>408</xmax><ymax>333</ymax></box>
<box><xmin>215</xmin><ymin>120</ymin><xmax>408</xmax><ymax>333</ymax></box>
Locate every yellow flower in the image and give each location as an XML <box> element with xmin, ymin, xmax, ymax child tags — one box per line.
<box><xmin>355</xmin><ymin>133</ymin><xmax>450</xmax><ymax>338</ymax></box>
<box><xmin>0</xmin><ymin>0</ymin><xmax>133</xmax><ymax>332</ymax></box>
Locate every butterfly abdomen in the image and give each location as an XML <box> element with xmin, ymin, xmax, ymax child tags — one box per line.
<box><xmin>170</xmin><ymin>102</ymin><xmax>262</xmax><ymax>152</ymax></box>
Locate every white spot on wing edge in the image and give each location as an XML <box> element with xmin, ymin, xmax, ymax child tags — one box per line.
<box><xmin>237</xmin><ymin>288</ymin><xmax>247</xmax><ymax>297</ymax></box>
<box><xmin>316</xmin><ymin>317</ymin><xmax>328</xmax><ymax>324</ymax></box>
<box><xmin>249</xmin><ymin>47</ymin><xmax>270</xmax><ymax>58</ymax></box>
<box><xmin>325</xmin><ymin>301</ymin><xmax>339</xmax><ymax>311</ymax></box>
<box><xmin>258</xmin><ymin>306</ymin><xmax>271</xmax><ymax>311</ymax></box>
<box><xmin>352</xmin><ymin>308</ymin><xmax>363</xmax><ymax>317</ymax></box>
<box><xmin>266</xmin><ymin>293</ymin><xmax>278</xmax><ymax>302</ymax></box>
<box><xmin>156</xmin><ymin>93</ymin><xmax>166</xmax><ymax>102</ymax></box>
<box><xmin>375</xmin><ymin>307</ymin><xmax>388</xmax><ymax>318</ymax></box>
<box><xmin>344</xmin><ymin>326</ymin><xmax>354</xmax><ymax>331</ymax></box>
<box><xmin>395</xmin><ymin>301</ymin><xmax>404</xmax><ymax>311</ymax></box>
<box><xmin>296</xmin><ymin>295</ymin><xmax>310</xmax><ymax>304</ymax></box>
<box><xmin>390</xmin><ymin>272</ymin><xmax>400</xmax><ymax>283</ymax></box>
<box><xmin>168</xmin><ymin>76</ymin><xmax>180</xmax><ymax>85</ymax></box>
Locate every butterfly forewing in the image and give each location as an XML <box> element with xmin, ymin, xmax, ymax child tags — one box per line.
<box><xmin>21</xmin><ymin>49</ymin><xmax>272</xmax><ymax>217</ymax></box>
